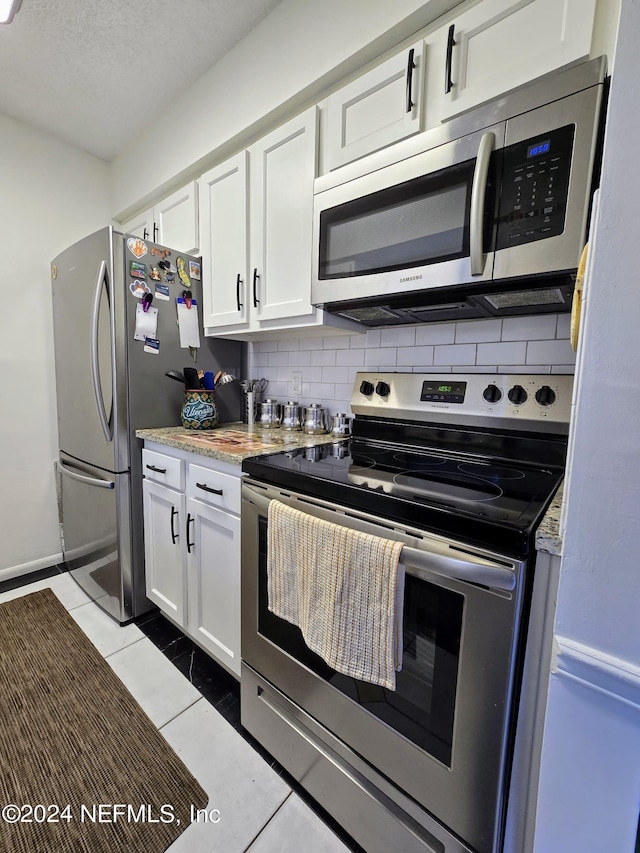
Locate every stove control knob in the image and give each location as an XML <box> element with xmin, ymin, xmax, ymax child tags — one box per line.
<box><xmin>535</xmin><ymin>385</ymin><xmax>556</xmax><ymax>407</ymax></box>
<box><xmin>482</xmin><ymin>384</ymin><xmax>502</xmax><ymax>404</ymax></box>
<box><xmin>375</xmin><ymin>381</ymin><xmax>391</xmax><ymax>397</ymax></box>
<box><xmin>508</xmin><ymin>384</ymin><xmax>528</xmax><ymax>406</ymax></box>
<box><xmin>359</xmin><ymin>381</ymin><xmax>374</xmax><ymax>396</ymax></box>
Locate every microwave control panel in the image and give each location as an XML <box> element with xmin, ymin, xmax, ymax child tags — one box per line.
<box><xmin>496</xmin><ymin>124</ymin><xmax>575</xmax><ymax>249</ymax></box>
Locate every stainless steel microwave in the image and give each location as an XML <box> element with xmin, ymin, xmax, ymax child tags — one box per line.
<box><xmin>312</xmin><ymin>57</ymin><xmax>606</xmax><ymax>326</ymax></box>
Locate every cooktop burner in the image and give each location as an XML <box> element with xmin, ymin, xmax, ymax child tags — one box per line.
<box><xmin>242</xmin><ymin>372</ymin><xmax>571</xmax><ymax>556</ymax></box>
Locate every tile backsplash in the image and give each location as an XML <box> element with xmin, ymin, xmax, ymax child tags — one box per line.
<box><xmin>248</xmin><ymin>314</ymin><xmax>575</xmax><ymax>420</ymax></box>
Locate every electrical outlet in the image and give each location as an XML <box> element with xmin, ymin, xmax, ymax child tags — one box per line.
<box><xmin>291</xmin><ymin>371</ymin><xmax>302</xmax><ymax>395</ymax></box>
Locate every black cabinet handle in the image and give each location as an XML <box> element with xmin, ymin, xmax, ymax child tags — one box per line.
<box><xmin>445</xmin><ymin>24</ymin><xmax>456</xmax><ymax>94</ymax></box>
<box><xmin>405</xmin><ymin>48</ymin><xmax>415</xmax><ymax>113</ymax></box>
<box><xmin>170</xmin><ymin>506</ymin><xmax>178</xmax><ymax>544</ymax></box>
<box><xmin>146</xmin><ymin>464</ymin><xmax>167</xmax><ymax>473</ymax></box>
<box><xmin>153</xmin><ymin>222</ymin><xmax>159</xmax><ymax>241</ymax></box>
<box><xmin>253</xmin><ymin>268</ymin><xmax>260</xmax><ymax>307</ymax></box>
<box><xmin>186</xmin><ymin>513</ymin><xmax>194</xmax><ymax>553</ymax></box>
<box><xmin>143</xmin><ymin>228</ymin><xmax>149</xmax><ymax>240</ymax></box>
<box><xmin>236</xmin><ymin>273</ymin><xmax>243</xmax><ymax>311</ymax></box>
<box><xmin>196</xmin><ymin>482</ymin><xmax>224</xmax><ymax>495</ymax></box>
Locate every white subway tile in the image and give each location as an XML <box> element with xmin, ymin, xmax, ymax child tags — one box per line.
<box><xmin>348</xmin><ymin>334</ymin><xmax>368</xmax><ymax>348</ymax></box>
<box><xmin>276</xmin><ymin>366</ymin><xmax>292</xmax><ymax>381</ymax></box>
<box><xmin>415</xmin><ymin>323</ymin><xmax>456</xmax><ymax>345</ymax></box>
<box><xmin>303</xmin><ymin>366</ymin><xmax>323</xmax><ymax>383</ymax></box>
<box><xmin>501</xmin><ymin>314</ymin><xmax>557</xmax><ymax>341</ymax></box>
<box><xmin>453</xmin><ymin>365</ymin><xmax>497</xmax><ymax>373</ymax></box>
<box><xmin>289</xmin><ymin>350</ymin><xmax>311</xmax><ymax>367</ymax></box>
<box><xmin>526</xmin><ymin>339</ymin><xmax>576</xmax><ymax>365</ymax></box>
<box><xmin>268</xmin><ymin>351</ymin><xmax>289</xmax><ymax>367</ymax></box>
<box><xmin>497</xmin><ymin>365</ymin><xmax>550</xmax><ymax>374</ymax></box>
<box><xmin>365</xmin><ymin>329</ymin><xmax>381</xmax><ymax>347</ymax></box>
<box><xmin>334</xmin><ymin>383</ymin><xmax>353</xmax><ymax>400</ymax></box>
<box><xmin>306</xmin><ymin>338</ymin><xmax>324</xmax><ymax>350</ymax></box>
<box><xmin>380</xmin><ymin>327</ymin><xmax>416</xmax><ymax>347</ymax></box>
<box><xmin>256</xmin><ymin>340</ymin><xmax>278</xmax><ymax>352</ymax></box>
<box><xmin>311</xmin><ymin>349</ymin><xmax>336</xmax><ymax>366</ymax></box>
<box><xmin>252</xmin><ymin>352</ymin><xmax>269</xmax><ymax>367</ymax></box>
<box><xmin>412</xmin><ymin>365</ymin><xmax>451</xmax><ymax>373</ymax></box>
<box><xmin>550</xmin><ymin>365</ymin><xmax>576</xmax><ymax>374</ymax></box>
<box><xmin>396</xmin><ymin>345</ymin><xmax>434</xmax><ymax>366</ymax></box>
<box><xmin>308</xmin><ymin>383</ymin><xmax>335</xmax><ymax>399</ymax></box>
<box><xmin>365</xmin><ymin>347</ymin><xmax>397</xmax><ymax>366</ymax></box>
<box><xmin>321</xmin><ymin>366</ymin><xmax>350</xmax><ymax>384</ymax></box>
<box><xmin>433</xmin><ymin>344</ymin><xmax>477</xmax><ymax>365</ymax></box>
<box><xmin>348</xmin><ymin>366</ymin><xmax>363</xmax><ymax>382</ymax></box>
<box><xmin>336</xmin><ymin>348</ymin><xmax>366</xmax><ymax>366</ymax></box>
<box><xmin>555</xmin><ymin>314</ymin><xmax>571</xmax><ymax>339</ymax></box>
<box><xmin>455</xmin><ymin>318</ymin><xmax>502</xmax><ymax>343</ymax></box>
<box><xmin>278</xmin><ymin>338</ymin><xmax>300</xmax><ymax>351</ymax></box>
<box><xmin>477</xmin><ymin>341</ymin><xmax>527</xmax><ymax>365</ymax></box>
<box><xmin>258</xmin><ymin>368</ymin><xmax>279</xmax><ymax>382</ymax></box>
<box><xmin>323</xmin><ymin>335</ymin><xmax>351</xmax><ymax>349</ymax></box>
<box><xmin>378</xmin><ymin>365</ymin><xmax>401</xmax><ymax>373</ymax></box>
<box><xmin>267</xmin><ymin>382</ymin><xmax>288</xmax><ymax>397</ymax></box>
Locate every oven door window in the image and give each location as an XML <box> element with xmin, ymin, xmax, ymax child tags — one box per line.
<box><xmin>257</xmin><ymin>518</ymin><xmax>463</xmax><ymax>767</ymax></box>
<box><xmin>318</xmin><ymin>159</ymin><xmax>479</xmax><ymax>280</ymax></box>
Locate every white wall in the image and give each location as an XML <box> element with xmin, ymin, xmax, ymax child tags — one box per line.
<box><xmin>249</xmin><ymin>313</ymin><xmax>575</xmax><ymax>419</ymax></box>
<box><xmin>533</xmin><ymin>0</ymin><xmax>640</xmax><ymax>849</ymax></box>
<box><xmin>110</xmin><ymin>0</ymin><xmax>461</xmax><ymax>218</ymax></box>
<box><xmin>0</xmin><ymin>113</ymin><xmax>110</xmax><ymax>579</ymax></box>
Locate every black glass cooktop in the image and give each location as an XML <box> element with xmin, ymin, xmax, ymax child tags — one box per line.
<box><xmin>242</xmin><ymin>436</ymin><xmax>564</xmax><ymax>557</ymax></box>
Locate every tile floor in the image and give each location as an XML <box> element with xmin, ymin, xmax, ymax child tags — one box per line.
<box><xmin>0</xmin><ymin>567</ymin><xmax>359</xmax><ymax>852</ymax></box>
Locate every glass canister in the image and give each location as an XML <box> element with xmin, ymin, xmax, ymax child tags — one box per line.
<box><xmin>281</xmin><ymin>401</ymin><xmax>302</xmax><ymax>431</ymax></box>
<box><xmin>259</xmin><ymin>399</ymin><xmax>282</xmax><ymax>429</ymax></box>
<box><xmin>181</xmin><ymin>390</ymin><xmax>218</xmax><ymax>430</ymax></box>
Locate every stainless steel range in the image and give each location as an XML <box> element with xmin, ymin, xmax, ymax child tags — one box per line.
<box><xmin>240</xmin><ymin>372</ymin><xmax>572</xmax><ymax>853</ymax></box>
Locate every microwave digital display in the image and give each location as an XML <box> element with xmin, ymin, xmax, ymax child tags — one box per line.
<box><xmin>527</xmin><ymin>140</ymin><xmax>551</xmax><ymax>158</ymax></box>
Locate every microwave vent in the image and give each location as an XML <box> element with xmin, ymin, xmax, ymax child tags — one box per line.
<box><xmin>483</xmin><ymin>288</ymin><xmax>566</xmax><ymax>310</ymax></box>
<box><xmin>337</xmin><ymin>306</ymin><xmax>398</xmax><ymax>322</ymax></box>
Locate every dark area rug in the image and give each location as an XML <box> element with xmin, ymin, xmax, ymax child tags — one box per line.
<box><xmin>0</xmin><ymin>588</ymin><xmax>207</xmax><ymax>853</ymax></box>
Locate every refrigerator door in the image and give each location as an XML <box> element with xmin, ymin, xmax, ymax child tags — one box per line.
<box><xmin>57</xmin><ymin>453</ymin><xmax>133</xmax><ymax>623</ymax></box>
<box><xmin>52</xmin><ymin>227</ymin><xmax>129</xmax><ymax>473</ymax></box>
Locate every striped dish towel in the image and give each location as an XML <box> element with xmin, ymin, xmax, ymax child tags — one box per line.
<box><xmin>267</xmin><ymin>500</ymin><xmax>405</xmax><ymax>691</ymax></box>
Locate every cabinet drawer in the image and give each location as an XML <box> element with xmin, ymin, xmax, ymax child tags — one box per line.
<box><xmin>187</xmin><ymin>463</ymin><xmax>241</xmax><ymax>515</ymax></box>
<box><xmin>142</xmin><ymin>449</ymin><xmax>185</xmax><ymax>491</ymax></box>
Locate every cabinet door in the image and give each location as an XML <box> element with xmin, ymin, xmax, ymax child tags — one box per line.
<box><xmin>143</xmin><ymin>479</ymin><xmax>186</xmax><ymax>625</ymax></box>
<box><xmin>155</xmin><ymin>182</ymin><xmax>199</xmax><ymax>254</ymax></box>
<box><xmin>121</xmin><ymin>208</ymin><xmax>154</xmax><ymax>242</ymax></box>
<box><xmin>186</xmin><ymin>498</ymin><xmax>241</xmax><ymax>678</ymax></box>
<box><xmin>198</xmin><ymin>152</ymin><xmax>250</xmax><ymax>331</ymax></box>
<box><xmin>434</xmin><ymin>0</ymin><xmax>597</xmax><ymax>123</ymax></box>
<box><xmin>325</xmin><ymin>40</ymin><xmax>424</xmax><ymax>170</ymax></box>
<box><xmin>249</xmin><ymin>106</ymin><xmax>318</xmax><ymax>325</ymax></box>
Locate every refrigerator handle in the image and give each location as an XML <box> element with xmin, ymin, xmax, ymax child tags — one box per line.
<box><xmin>56</xmin><ymin>460</ymin><xmax>115</xmax><ymax>490</ymax></box>
<box><xmin>90</xmin><ymin>259</ymin><xmax>113</xmax><ymax>442</ymax></box>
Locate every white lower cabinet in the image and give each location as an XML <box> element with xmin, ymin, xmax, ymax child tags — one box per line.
<box><xmin>142</xmin><ymin>445</ymin><xmax>242</xmax><ymax>679</ymax></box>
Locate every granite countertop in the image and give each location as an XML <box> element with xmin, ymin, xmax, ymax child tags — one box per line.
<box><xmin>136</xmin><ymin>422</ymin><xmax>341</xmax><ymax>466</ymax></box>
<box><xmin>535</xmin><ymin>480</ymin><xmax>564</xmax><ymax>556</ymax></box>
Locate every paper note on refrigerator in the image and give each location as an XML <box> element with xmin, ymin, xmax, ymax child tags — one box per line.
<box><xmin>134</xmin><ymin>303</ymin><xmax>158</xmax><ymax>342</ymax></box>
<box><xmin>176</xmin><ymin>297</ymin><xmax>201</xmax><ymax>349</ymax></box>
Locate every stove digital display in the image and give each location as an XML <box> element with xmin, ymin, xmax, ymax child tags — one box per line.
<box><xmin>421</xmin><ymin>380</ymin><xmax>467</xmax><ymax>404</ymax></box>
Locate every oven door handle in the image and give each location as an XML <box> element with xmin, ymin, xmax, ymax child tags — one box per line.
<box><xmin>242</xmin><ymin>485</ymin><xmax>516</xmax><ymax>593</ymax></box>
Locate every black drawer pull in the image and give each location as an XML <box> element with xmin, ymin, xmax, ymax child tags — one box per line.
<box><xmin>146</xmin><ymin>464</ymin><xmax>167</xmax><ymax>474</ymax></box>
<box><xmin>405</xmin><ymin>48</ymin><xmax>415</xmax><ymax>113</ymax></box>
<box><xmin>186</xmin><ymin>513</ymin><xmax>194</xmax><ymax>553</ymax></box>
<box><xmin>445</xmin><ymin>24</ymin><xmax>456</xmax><ymax>94</ymax></box>
<box><xmin>196</xmin><ymin>482</ymin><xmax>223</xmax><ymax>495</ymax></box>
<box><xmin>236</xmin><ymin>273</ymin><xmax>243</xmax><ymax>311</ymax></box>
<box><xmin>252</xmin><ymin>268</ymin><xmax>260</xmax><ymax>307</ymax></box>
<box><xmin>170</xmin><ymin>506</ymin><xmax>178</xmax><ymax>544</ymax></box>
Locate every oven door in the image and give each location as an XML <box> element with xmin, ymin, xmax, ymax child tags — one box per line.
<box><xmin>311</xmin><ymin>122</ymin><xmax>504</xmax><ymax>308</ymax></box>
<box><xmin>241</xmin><ymin>480</ymin><xmax>525</xmax><ymax>853</ymax></box>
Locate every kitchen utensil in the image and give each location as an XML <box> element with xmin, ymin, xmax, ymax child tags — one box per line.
<box><xmin>164</xmin><ymin>370</ymin><xmax>186</xmax><ymax>385</ymax></box>
<box><xmin>202</xmin><ymin>371</ymin><xmax>215</xmax><ymax>390</ymax></box>
<box><xmin>259</xmin><ymin>399</ymin><xmax>281</xmax><ymax>429</ymax></box>
<box><xmin>303</xmin><ymin>404</ymin><xmax>327</xmax><ymax>435</ymax></box>
<box><xmin>217</xmin><ymin>372</ymin><xmax>236</xmax><ymax>386</ymax></box>
<box><xmin>282</xmin><ymin>401</ymin><xmax>302</xmax><ymax>431</ymax></box>
<box><xmin>183</xmin><ymin>367</ymin><xmax>201</xmax><ymax>390</ymax></box>
<box><xmin>330</xmin><ymin>413</ymin><xmax>351</xmax><ymax>437</ymax></box>
<box><xmin>245</xmin><ymin>391</ymin><xmax>259</xmax><ymax>427</ymax></box>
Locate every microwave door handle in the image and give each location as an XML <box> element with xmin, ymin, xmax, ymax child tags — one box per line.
<box><xmin>469</xmin><ymin>131</ymin><xmax>495</xmax><ymax>276</ymax></box>
<box><xmin>243</xmin><ymin>485</ymin><xmax>515</xmax><ymax>593</ymax></box>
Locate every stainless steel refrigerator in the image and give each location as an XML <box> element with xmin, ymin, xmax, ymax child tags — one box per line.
<box><xmin>51</xmin><ymin>226</ymin><xmax>243</xmax><ymax>623</ymax></box>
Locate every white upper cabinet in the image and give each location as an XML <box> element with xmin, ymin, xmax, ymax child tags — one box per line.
<box><xmin>427</xmin><ymin>0</ymin><xmax>598</xmax><ymax>124</ymax></box>
<box><xmin>121</xmin><ymin>181</ymin><xmax>199</xmax><ymax>254</ymax></box>
<box><xmin>200</xmin><ymin>107</ymin><xmax>327</xmax><ymax>337</ymax></box>
<box><xmin>324</xmin><ymin>40</ymin><xmax>425</xmax><ymax>171</ymax></box>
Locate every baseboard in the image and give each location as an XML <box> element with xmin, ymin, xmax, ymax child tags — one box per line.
<box><xmin>554</xmin><ymin>635</ymin><xmax>640</xmax><ymax>711</ymax></box>
<box><xmin>0</xmin><ymin>553</ymin><xmax>64</xmax><ymax>584</ymax></box>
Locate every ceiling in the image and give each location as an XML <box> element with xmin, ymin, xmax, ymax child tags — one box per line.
<box><xmin>0</xmin><ymin>0</ymin><xmax>284</xmax><ymax>161</ymax></box>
